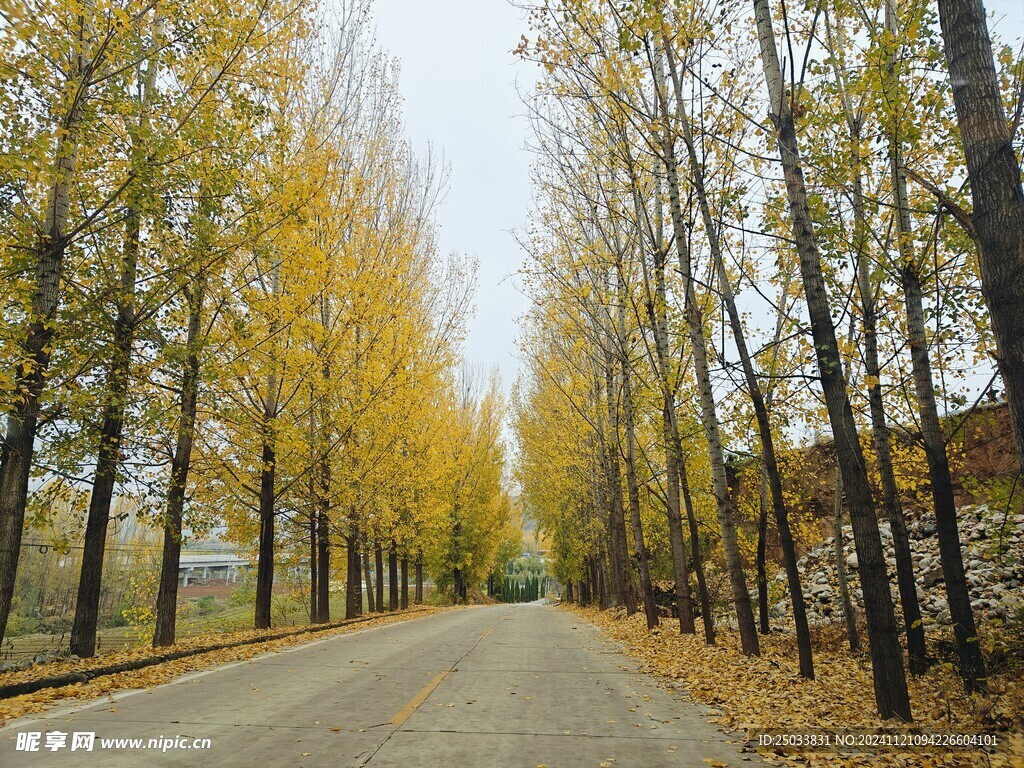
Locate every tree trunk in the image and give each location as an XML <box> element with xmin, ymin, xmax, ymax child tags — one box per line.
<box><xmin>622</xmin><ymin>355</ymin><xmax>658</xmax><ymax>629</ymax></box>
<box><xmin>316</xmin><ymin>507</ymin><xmax>329</xmax><ymax>622</ymax></box>
<box><xmin>453</xmin><ymin>567</ymin><xmax>463</xmax><ymax>605</ymax></box>
<box><xmin>609</xmin><ymin>287</ymin><xmax>651</xmax><ymax>621</ymax></box>
<box><xmin>622</xmin><ymin>374</ymin><xmax>655</xmax><ymax>630</ymax></box>
<box><xmin>834</xmin><ymin>470</ymin><xmax>860</xmax><ymax>652</ymax></box>
<box><xmin>634</xmin><ymin>227</ymin><xmax>694</xmax><ymax>631</ymax></box>
<box><xmin>902</xmin><ymin>266</ymin><xmax>988</xmax><ymax>692</ymax></box>
<box><xmin>676</xmin><ymin>450</ymin><xmax>715</xmax><ymax>644</ymax></box>
<box><xmin>756</xmin><ymin>467</ymin><xmax>770</xmax><ymax>635</ymax></box>
<box><xmin>254</xmin><ymin>249</ymin><xmax>282</xmax><ymax>631</ymax></box>
<box><xmin>665</xmin><ymin>40</ymin><xmax>805</xmax><ymax>669</ymax></box>
<box><xmin>624</xmin><ymin>120</ymin><xmax>695</xmax><ymax>634</ymax></box>
<box><xmin>315</xmin><ymin>423</ymin><xmax>330</xmax><ymax>623</ymax></box>
<box><xmin>153</xmin><ymin>276</ymin><xmax>205</xmax><ymax>647</ymax></box>
<box><xmin>72</xmin><ymin>292</ymin><xmax>136</xmax><ymax>656</ymax></box>
<box><xmin>401</xmin><ymin>556</ymin><xmax>408</xmax><ymax>609</ymax></box>
<box><xmin>882</xmin><ymin>0</ymin><xmax>978</xmax><ymax>689</ymax></box>
<box><xmin>254</xmin><ymin>437</ymin><xmax>276</xmax><ymax>630</ymax></box>
<box><xmin>860</xmin><ymin>220</ymin><xmax>928</xmax><ymax>673</ymax></box>
<box><xmin>753</xmin><ymin>0</ymin><xmax>911</xmax><ymax>719</ymax></box>
<box><xmin>0</xmin><ymin>12</ymin><xmax>92</xmax><ymax>645</ymax></box>
<box><xmin>315</xmin><ymin>296</ymin><xmax>332</xmax><ymax>624</ymax></box>
<box><xmin>415</xmin><ymin>551</ymin><xmax>423</xmax><ymax>604</ymax></box>
<box><xmin>936</xmin><ymin>0</ymin><xmax>1024</xmax><ymax>469</ymax></box>
<box><xmin>662</xmin><ymin>115</ymin><xmax>758</xmax><ymax>657</ymax></box>
<box><xmin>661</xmin><ymin>403</ymin><xmax>696</xmax><ymax>632</ymax></box>
<box><xmin>375</xmin><ymin>543</ymin><xmax>385</xmax><ymax>612</ymax></box>
<box><xmin>389</xmin><ymin>547</ymin><xmax>399</xmax><ymax>610</ymax></box>
<box><xmin>71</xmin><ymin>8</ymin><xmax>163</xmax><ymax>660</ymax></box>
<box><xmin>345</xmin><ymin>528</ymin><xmax>361</xmax><ymax>619</ymax></box>
<box><xmin>306</xmin><ymin>378</ymin><xmax>318</xmax><ymax>626</ymax></box>
<box><xmin>597</xmin><ymin>364</ymin><xmax>632</xmax><ymax>613</ymax></box>
<box><xmin>363</xmin><ymin>547</ymin><xmax>376</xmax><ymax>614</ymax></box>
<box><xmin>309</xmin><ymin>514</ymin><xmax>318</xmax><ymax>623</ymax></box>
<box><xmin>825</xmin><ymin>0</ymin><xmax>928</xmax><ymax>673</ymax></box>
<box><xmin>629</xmin><ymin>43</ymin><xmax>708</xmax><ymax>642</ymax></box>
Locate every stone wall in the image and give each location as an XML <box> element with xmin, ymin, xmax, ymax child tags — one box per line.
<box><xmin>769</xmin><ymin>504</ymin><xmax>1024</xmax><ymax>627</ymax></box>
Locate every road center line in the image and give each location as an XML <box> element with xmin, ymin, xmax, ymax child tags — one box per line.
<box><xmin>388</xmin><ymin>670</ymin><xmax>452</xmax><ymax>726</ymax></box>
<box><xmin>385</xmin><ymin>607</ymin><xmax>506</xmax><ymax>730</ymax></box>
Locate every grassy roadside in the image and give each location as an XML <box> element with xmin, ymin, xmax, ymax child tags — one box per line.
<box><xmin>563</xmin><ymin>604</ymin><xmax>1024</xmax><ymax>768</ymax></box>
<box><xmin>2</xmin><ymin>590</ymin><xmax>442</xmax><ymax>663</ymax></box>
<box><xmin>0</xmin><ymin>606</ymin><xmax>453</xmax><ymax>725</ymax></box>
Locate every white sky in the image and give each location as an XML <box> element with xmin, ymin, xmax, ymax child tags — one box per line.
<box><xmin>372</xmin><ymin>0</ymin><xmax>538</xmax><ymax>395</ymax></box>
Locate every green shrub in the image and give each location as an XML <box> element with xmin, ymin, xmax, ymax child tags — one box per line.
<box><xmin>226</xmin><ymin>582</ymin><xmax>255</xmax><ymax>608</ymax></box>
<box><xmin>190</xmin><ymin>595</ymin><xmax>218</xmax><ymax>616</ymax></box>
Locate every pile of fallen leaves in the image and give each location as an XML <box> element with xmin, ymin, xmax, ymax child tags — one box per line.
<box><xmin>0</xmin><ymin>606</ymin><xmax>451</xmax><ymax>724</ymax></box>
<box><xmin>566</xmin><ymin>605</ymin><xmax>1024</xmax><ymax>768</ymax></box>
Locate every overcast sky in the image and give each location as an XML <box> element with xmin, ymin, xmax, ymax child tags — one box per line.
<box><xmin>372</xmin><ymin>0</ymin><xmax>537</xmax><ymax>396</ymax></box>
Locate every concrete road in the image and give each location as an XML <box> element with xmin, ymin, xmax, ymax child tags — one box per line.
<box><xmin>1</xmin><ymin>605</ymin><xmax>756</xmax><ymax>767</ymax></box>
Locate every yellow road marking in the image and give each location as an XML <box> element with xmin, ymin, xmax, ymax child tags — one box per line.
<box><xmin>389</xmin><ymin>671</ymin><xmax>450</xmax><ymax>726</ymax></box>
<box><xmin>389</xmin><ymin>621</ymin><xmax>499</xmax><ymax>727</ymax></box>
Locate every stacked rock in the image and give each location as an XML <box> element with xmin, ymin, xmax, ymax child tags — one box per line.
<box><xmin>765</xmin><ymin>505</ymin><xmax>1024</xmax><ymax>627</ymax></box>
